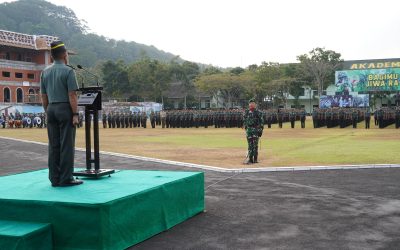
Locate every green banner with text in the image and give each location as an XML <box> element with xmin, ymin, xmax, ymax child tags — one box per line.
<box><xmin>335</xmin><ymin>68</ymin><xmax>400</xmax><ymax>92</ymax></box>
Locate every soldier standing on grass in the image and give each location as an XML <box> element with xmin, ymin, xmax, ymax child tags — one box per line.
<box><xmin>102</xmin><ymin>112</ymin><xmax>107</xmax><ymax>128</ymax></box>
<box><xmin>299</xmin><ymin>109</ymin><xmax>306</xmax><ymax>128</ymax></box>
<box><xmin>115</xmin><ymin>112</ymin><xmax>120</xmax><ymax>128</ymax></box>
<box><xmin>289</xmin><ymin>109</ymin><xmax>296</xmax><ymax>128</ymax></box>
<box><xmin>107</xmin><ymin>112</ymin><xmax>112</xmax><ymax>128</ymax></box>
<box><xmin>150</xmin><ymin>111</ymin><xmax>156</xmax><ymax>128</ymax></box>
<box><xmin>129</xmin><ymin>111</ymin><xmax>133</xmax><ymax>128</ymax></box>
<box><xmin>141</xmin><ymin>111</ymin><xmax>147</xmax><ymax>128</ymax></box>
<box><xmin>277</xmin><ymin>109</ymin><xmax>283</xmax><ymax>128</ymax></box>
<box><xmin>243</xmin><ymin>99</ymin><xmax>264</xmax><ymax>164</ymax></box>
<box><xmin>365</xmin><ymin>109</ymin><xmax>371</xmax><ymax>129</ymax></box>
<box><xmin>352</xmin><ymin>109</ymin><xmax>358</xmax><ymax>128</ymax></box>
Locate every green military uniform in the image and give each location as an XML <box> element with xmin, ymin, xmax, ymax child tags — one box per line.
<box><xmin>365</xmin><ymin>110</ymin><xmax>371</xmax><ymax>129</ymax></box>
<box><xmin>40</xmin><ymin>55</ymin><xmax>79</xmax><ymax>186</ymax></box>
<box><xmin>243</xmin><ymin>100</ymin><xmax>264</xmax><ymax>164</ymax></box>
<box><xmin>102</xmin><ymin>113</ymin><xmax>107</xmax><ymax>128</ymax></box>
<box><xmin>150</xmin><ymin>111</ymin><xmax>156</xmax><ymax>128</ymax></box>
<box><xmin>352</xmin><ymin>110</ymin><xmax>358</xmax><ymax>128</ymax></box>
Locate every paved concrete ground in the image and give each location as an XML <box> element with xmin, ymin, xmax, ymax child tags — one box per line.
<box><xmin>1</xmin><ymin>138</ymin><xmax>400</xmax><ymax>250</ymax></box>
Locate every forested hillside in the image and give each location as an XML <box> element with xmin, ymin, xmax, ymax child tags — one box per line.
<box><xmin>0</xmin><ymin>0</ymin><xmax>181</xmax><ymax>66</ymax></box>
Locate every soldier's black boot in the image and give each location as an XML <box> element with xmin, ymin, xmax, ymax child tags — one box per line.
<box><xmin>254</xmin><ymin>154</ymin><xmax>258</xmax><ymax>163</ymax></box>
<box><xmin>245</xmin><ymin>156</ymin><xmax>254</xmax><ymax>164</ymax></box>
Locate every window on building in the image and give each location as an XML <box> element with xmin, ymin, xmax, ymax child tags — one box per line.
<box><xmin>27</xmin><ymin>73</ymin><xmax>35</xmax><ymax>79</ymax></box>
<box><xmin>2</xmin><ymin>71</ymin><xmax>10</xmax><ymax>77</ymax></box>
<box><xmin>202</xmin><ymin>99</ymin><xmax>211</xmax><ymax>109</ymax></box>
<box><xmin>26</xmin><ymin>57</ymin><xmax>32</xmax><ymax>62</ymax></box>
<box><xmin>15</xmin><ymin>72</ymin><xmax>23</xmax><ymax>78</ymax></box>
<box><xmin>16</xmin><ymin>88</ymin><xmax>23</xmax><ymax>103</ymax></box>
<box><xmin>5</xmin><ymin>52</ymin><xmax>10</xmax><ymax>60</ymax></box>
<box><xmin>28</xmin><ymin>88</ymin><xmax>35</xmax><ymax>102</ymax></box>
<box><xmin>299</xmin><ymin>88</ymin><xmax>305</xmax><ymax>97</ymax></box>
<box><xmin>17</xmin><ymin>54</ymin><xmax>22</xmax><ymax>61</ymax></box>
<box><xmin>3</xmin><ymin>88</ymin><xmax>10</xmax><ymax>102</ymax></box>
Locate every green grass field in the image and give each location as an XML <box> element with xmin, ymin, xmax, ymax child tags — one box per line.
<box><xmin>0</xmin><ymin>119</ymin><xmax>399</xmax><ymax>168</ymax></box>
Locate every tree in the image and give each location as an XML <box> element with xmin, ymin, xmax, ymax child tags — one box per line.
<box><xmin>168</xmin><ymin>61</ymin><xmax>200</xmax><ymax>108</ymax></box>
<box><xmin>127</xmin><ymin>58</ymin><xmax>171</xmax><ymax>102</ymax></box>
<box><xmin>202</xmin><ymin>66</ymin><xmax>222</xmax><ymax>75</ymax></box>
<box><xmin>195</xmin><ymin>72</ymin><xmax>253</xmax><ymax>108</ymax></box>
<box><xmin>101</xmin><ymin>60</ymin><xmax>130</xmax><ymax>99</ymax></box>
<box><xmin>283</xmin><ymin>64</ymin><xmax>306</xmax><ymax>108</ymax></box>
<box><xmin>297</xmin><ymin>47</ymin><xmax>343</xmax><ymax>98</ymax></box>
<box><xmin>230</xmin><ymin>67</ymin><xmax>245</xmax><ymax>75</ymax></box>
<box><xmin>251</xmin><ymin>62</ymin><xmax>282</xmax><ymax>106</ymax></box>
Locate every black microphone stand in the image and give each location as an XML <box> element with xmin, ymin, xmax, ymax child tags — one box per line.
<box><xmin>73</xmin><ymin>65</ymin><xmax>114</xmax><ymax>178</ymax></box>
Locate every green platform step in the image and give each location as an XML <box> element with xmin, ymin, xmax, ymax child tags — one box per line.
<box><xmin>0</xmin><ymin>220</ymin><xmax>52</xmax><ymax>250</ymax></box>
<box><xmin>0</xmin><ymin>169</ymin><xmax>205</xmax><ymax>250</ymax></box>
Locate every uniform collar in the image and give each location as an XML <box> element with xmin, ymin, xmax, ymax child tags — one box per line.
<box><xmin>54</xmin><ymin>60</ymin><xmax>65</xmax><ymax>65</ymax></box>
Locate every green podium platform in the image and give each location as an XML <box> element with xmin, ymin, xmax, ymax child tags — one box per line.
<box><xmin>0</xmin><ymin>220</ymin><xmax>52</xmax><ymax>250</ymax></box>
<box><xmin>0</xmin><ymin>169</ymin><xmax>204</xmax><ymax>250</ymax></box>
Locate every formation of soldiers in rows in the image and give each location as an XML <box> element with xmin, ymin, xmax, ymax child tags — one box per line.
<box><xmin>2</xmin><ymin>107</ymin><xmax>399</xmax><ymax>130</ymax></box>
<box><xmin>311</xmin><ymin>107</ymin><xmax>400</xmax><ymax>129</ymax></box>
<box><xmin>101</xmin><ymin>109</ymin><xmax>308</xmax><ymax>129</ymax></box>
<box><xmin>102</xmin><ymin>111</ymin><xmax>152</xmax><ymax>129</ymax></box>
<box><xmin>374</xmin><ymin>107</ymin><xmax>400</xmax><ymax>129</ymax></box>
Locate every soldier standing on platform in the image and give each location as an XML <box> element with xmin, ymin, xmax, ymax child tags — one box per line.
<box><xmin>40</xmin><ymin>40</ymin><xmax>82</xmax><ymax>186</ymax></box>
<box><xmin>243</xmin><ymin>99</ymin><xmax>264</xmax><ymax>164</ymax></box>
<box><xmin>365</xmin><ymin>109</ymin><xmax>371</xmax><ymax>129</ymax></box>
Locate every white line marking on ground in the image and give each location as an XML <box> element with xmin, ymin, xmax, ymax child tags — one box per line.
<box><xmin>1</xmin><ymin>136</ymin><xmax>399</xmax><ymax>173</ymax></box>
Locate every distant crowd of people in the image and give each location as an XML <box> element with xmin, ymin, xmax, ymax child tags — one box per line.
<box><xmin>0</xmin><ymin>112</ymin><xmax>85</xmax><ymax>129</ymax></box>
<box><xmin>0</xmin><ymin>112</ymin><xmax>46</xmax><ymax>129</ymax></box>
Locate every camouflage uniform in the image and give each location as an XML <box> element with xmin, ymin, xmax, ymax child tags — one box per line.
<box><xmin>243</xmin><ymin>107</ymin><xmax>264</xmax><ymax>164</ymax></box>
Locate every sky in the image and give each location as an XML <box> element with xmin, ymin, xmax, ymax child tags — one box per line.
<box><xmin>5</xmin><ymin>0</ymin><xmax>400</xmax><ymax>67</ymax></box>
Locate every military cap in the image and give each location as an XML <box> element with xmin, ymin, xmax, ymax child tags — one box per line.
<box><xmin>50</xmin><ymin>40</ymin><xmax>66</xmax><ymax>51</ymax></box>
